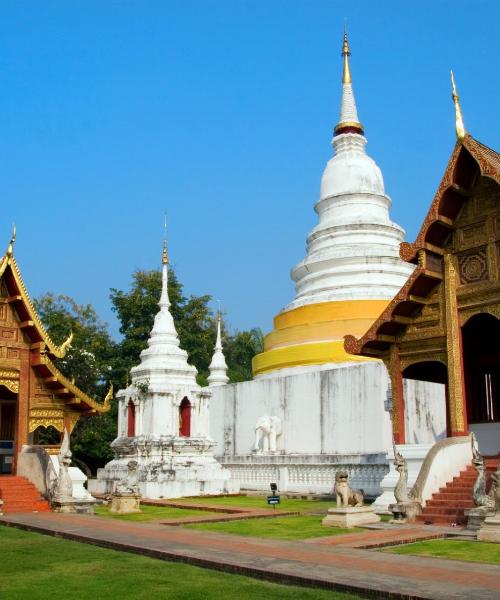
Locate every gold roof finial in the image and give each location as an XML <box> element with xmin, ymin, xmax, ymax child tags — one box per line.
<box><xmin>162</xmin><ymin>214</ymin><xmax>168</xmax><ymax>265</ymax></box>
<box><xmin>342</xmin><ymin>28</ymin><xmax>352</xmax><ymax>84</ymax></box>
<box><xmin>451</xmin><ymin>70</ymin><xmax>466</xmax><ymax>142</ymax></box>
<box><xmin>6</xmin><ymin>223</ymin><xmax>16</xmax><ymax>257</ymax></box>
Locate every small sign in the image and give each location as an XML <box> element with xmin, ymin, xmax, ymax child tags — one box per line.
<box><xmin>267</xmin><ymin>495</ymin><xmax>280</xmax><ymax>505</ymax></box>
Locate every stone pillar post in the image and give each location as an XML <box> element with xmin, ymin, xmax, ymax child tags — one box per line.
<box><xmin>444</xmin><ymin>253</ymin><xmax>468</xmax><ymax>436</ymax></box>
<box><xmin>388</xmin><ymin>345</ymin><xmax>405</xmax><ymax>444</ymax></box>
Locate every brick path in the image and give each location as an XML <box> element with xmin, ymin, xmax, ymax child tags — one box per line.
<box><xmin>1</xmin><ymin>512</ymin><xmax>499</xmax><ymax>599</ymax></box>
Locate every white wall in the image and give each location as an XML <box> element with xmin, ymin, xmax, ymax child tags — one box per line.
<box><xmin>403</xmin><ymin>379</ymin><xmax>447</xmax><ymax>444</ymax></box>
<box><xmin>210</xmin><ymin>362</ymin><xmax>447</xmax><ymax>460</ymax></box>
<box><xmin>211</xmin><ymin>362</ymin><xmax>395</xmax><ymax>457</ymax></box>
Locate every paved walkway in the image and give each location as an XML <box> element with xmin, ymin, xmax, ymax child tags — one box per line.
<box><xmin>2</xmin><ymin>512</ymin><xmax>499</xmax><ymax>599</ymax></box>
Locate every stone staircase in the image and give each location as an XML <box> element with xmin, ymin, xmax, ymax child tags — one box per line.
<box><xmin>0</xmin><ymin>475</ymin><xmax>51</xmax><ymax>513</ymax></box>
<box><xmin>416</xmin><ymin>457</ymin><xmax>498</xmax><ymax>526</ymax></box>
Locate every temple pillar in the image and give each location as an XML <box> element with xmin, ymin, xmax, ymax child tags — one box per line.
<box><xmin>444</xmin><ymin>253</ymin><xmax>468</xmax><ymax>436</ymax></box>
<box><xmin>388</xmin><ymin>345</ymin><xmax>405</xmax><ymax>444</ymax></box>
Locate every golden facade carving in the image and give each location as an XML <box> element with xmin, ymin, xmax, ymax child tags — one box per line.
<box><xmin>0</xmin><ymin>378</ymin><xmax>19</xmax><ymax>393</ymax></box>
<box><xmin>28</xmin><ymin>408</ymin><xmax>65</xmax><ymax>433</ymax></box>
<box><xmin>67</xmin><ymin>412</ymin><xmax>80</xmax><ymax>433</ymax></box>
<box><xmin>0</xmin><ymin>368</ymin><xmax>20</xmax><ymax>393</ymax></box>
<box><xmin>444</xmin><ymin>254</ymin><xmax>466</xmax><ymax>433</ymax></box>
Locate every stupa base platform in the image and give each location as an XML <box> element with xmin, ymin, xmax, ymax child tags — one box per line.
<box><xmin>89</xmin><ymin>437</ymin><xmax>240</xmax><ymax>499</ymax></box>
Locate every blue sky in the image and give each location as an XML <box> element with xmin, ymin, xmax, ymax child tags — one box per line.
<box><xmin>1</xmin><ymin>1</ymin><xmax>499</xmax><ymax>337</ymax></box>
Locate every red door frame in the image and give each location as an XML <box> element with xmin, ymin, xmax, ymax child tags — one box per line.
<box><xmin>179</xmin><ymin>398</ymin><xmax>191</xmax><ymax>437</ymax></box>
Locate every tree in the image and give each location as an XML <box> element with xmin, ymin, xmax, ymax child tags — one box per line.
<box><xmin>110</xmin><ymin>268</ymin><xmax>215</xmax><ymax>385</ymax></box>
<box><xmin>224</xmin><ymin>328</ymin><xmax>264</xmax><ymax>382</ymax></box>
<box><xmin>34</xmin><ymin>293</ymin><xmax>119</xmax><ymax>471</ymax></box>
<box><xmin>110</xmin><ymin>267</ymin><xmax>263</xmax><ymax>385</ymax></box>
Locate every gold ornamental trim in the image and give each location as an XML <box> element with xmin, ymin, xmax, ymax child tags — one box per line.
<box><xmin>0</xmin><ymin>368</ymin><xmax>20</xmax><ymax>393</ymax></box>
<box><xmin>0</xmin><ymin>369</ymin><xmax>19</xmax><ymax>379</ymax></box>
<box><xmin>0</xmin><ymin>379</ymin><xmax>19</xmax><ymax>393</ymax></box>
<box><xmin>28</xmin><ymin>408</ymin><xmax>65</xmax><ymax>433</ymax></box>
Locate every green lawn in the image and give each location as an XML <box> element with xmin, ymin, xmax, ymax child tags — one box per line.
<box><xmin>0</xmin><ymin>526</ymin><xmax>360</xmax><ymax>600</ymax></box>
<box><xmin>175</xmin><ymin>494</ymin><xmax>335</xmax><ymax>513</ymax></box>
<box><xmin>385</xmin><ymin>539</ymin><xmax>500</xmax><ymax>565</ymax></box>
<box><xmin>95</xmin><ymin>503</ymin><xmax>213</xmax><ymax>521</ymax></box>
<box><xmin>185</xmin><ymin>514</ymin><xmax>360</xmax><ymax>540</ymax></box>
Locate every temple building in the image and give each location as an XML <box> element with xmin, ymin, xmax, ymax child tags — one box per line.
<box><xmin>0</xmin><ymin>230</ymin><xmax>111</xmax><ymax>477</ymax></box>
<box><xmin>91</xmin><ymin>242</ymin><xmax>238</xmax><ymax>498</ymax></box>
<box><xmin>209</xmin><ymin>35</ymin><xmax>443</xmax><ymax>495</ymax></box>
<box><xmin>345</xmin><ymin>76</ymin><xmax>500</xmax><ymax>460</ymax></box>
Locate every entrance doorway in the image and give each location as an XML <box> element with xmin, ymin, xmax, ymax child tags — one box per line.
<box><xmin>463</xmin><ymin>314</ymin><xmax>500</xmax><ymax>454</ymax></box>
<box><xmin>0</xmin><ymin>390</ymin><xmax>17</xmax><ymax>474</ymax></box>
<box><xmin>179</xmin><ymin>398</ymin><xmax>191</xmax><ymax>437</ymax></box>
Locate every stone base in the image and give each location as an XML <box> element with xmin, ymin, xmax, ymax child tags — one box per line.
<box><xmin>477</xmin><ymin>514</ymin><xmax>500</xmax><ymax>543</ymax></box>
<box><xmin>465</xmin><ymin>507</ymin><xmax>495</xmax><ymax>531</ymax></box>
<box><xmin>51</xmin><ymin>496</ymin><xmax>96</xmax><ymax>514</ymax></box>
<box><xmin>389</xmin><ymin>500</ymin><xmax>422</xmax><ymax>524</ymax></box>
<box><xmin>110</xmin><ymin>493</ymin><xmax>141</xmax><ymax>514</ymax></box>
<box><xmin>322</xmin><ymin>506</ymin><xmax>381</xmax><ymax>528</ymax></box>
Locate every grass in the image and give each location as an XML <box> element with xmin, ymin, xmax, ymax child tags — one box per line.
<box><xmin>95</xmin><ymin>503</ymin><xmax>213</xmax><ymax>521</ymax></box>
<box><xmin>0</xmin><ymin>526</ymin><xmax>361</xmax><ymax>600</ymax></box>
<box><xmin>185</xmin><ymin>514</ymin><xmax>360</xmax><ymax>540</ymax></box>
<box><xmin>385</xmin><ymin>539</ymin><xmax>500</xmax><ymax>565</ymax></box>
<box><xmin>175</xmin><ymin>494</ymin><xmax>335</xmax><ymax>513</ymax></box>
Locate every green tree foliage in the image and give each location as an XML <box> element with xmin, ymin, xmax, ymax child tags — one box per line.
<box><xmin>110</xmin><ymin>267</ymin><xmax>263</xmax><ymax>385</ymax></box>
<box><xmin>110</xmin><ymin>268</ymin><xmax>215</xmax><ymax>385</ymax></box>
<box><xmin>34</xmin><ymin>294</ymin><xmax>119</xmax><ymax>472</ymax></box>
<box><xmin>224</xmin><ymin>328</ymin><xmax>264</xmax><ymax>382</ymax></box>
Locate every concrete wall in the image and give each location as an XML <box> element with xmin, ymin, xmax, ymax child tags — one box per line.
<box><xmin>403</xmin><ymin>379</ymin><xmax>447</xmax><ymax>444</ymax></box>
<box><xmin>210</xmin><ymin>362</ymin><xmax>447</xmax><ymax>458</ymax></box>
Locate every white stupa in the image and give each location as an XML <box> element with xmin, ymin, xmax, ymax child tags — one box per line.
<box><xmin>252</xmin><ymin>32</ymin><xmax>414</xmax><ymax>376</ymax></box>
<box><xmin>91</xmin><ymin>241</ymin><xmax>238</xmax><ymax>498</ymax></box>
<box><xmin>209</xmin><ymin>34</ymin><xmax>444</xmax><ymax>499</ymax></box>
<box><xmin>208</xmin><ymin>313</ymin><xmax>229</xmax><ymax>387</ymax></box>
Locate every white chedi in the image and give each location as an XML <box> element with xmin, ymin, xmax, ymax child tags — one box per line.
<box><xmin>208</xmin><ymin>314</ymin><xmax>229</xmax><ymax>387</ymax></box>
<box><xmin>286</xmin><ymin>36</ymin><xmax>413</xmax><ymax>311</ymax></box>
<box><xmin>90</xmin><ymin>241</ymin><xmax>238</xmax><ymax>499</ymax></box>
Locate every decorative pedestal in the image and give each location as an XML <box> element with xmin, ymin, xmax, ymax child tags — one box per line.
<box><xmin>389</xmin><ymin>500</ymin><xmax>422</xmax><ymax>524</ymax></box>
<box><xmin>322</xmin><ymin>506</ymin><xmax>380</xmax><ymax>528</ymax></box>
<box><xmin>110</xmin><ymin>493</ymin><xmax>141</xmax><ymax>515</ymax></box>
<box><xmin>477</xmin><ymin>515</ymin><xmax>500</xmax><ymax>543</ymax></box>
<box><xmin>51</xmin><ymin>496</ymin><xmax>96</xmax><ymax>514</ymax></box>
<box><xmin>465</xmin><ymin>507</ymin><xmax>495</xmax><ymax>531</ymax></box>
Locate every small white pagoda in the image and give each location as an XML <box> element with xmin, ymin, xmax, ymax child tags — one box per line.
<box><xmin>91</xmin><ymin>242</ymin><xmax>238</xmax><ymax>498</ymax></box>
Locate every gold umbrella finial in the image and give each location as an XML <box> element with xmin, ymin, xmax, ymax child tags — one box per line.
<box><xmin>342</xmin><ymin>28</ymin><xmax>352</xmax><ymax>84</ymax></box>
<box><xmin>451</xmin><ymin>70</ymin><xmax>466</xmax><ymax>142</ymax></box>
<box><xmin>162</xmin><ymin>214</ymin><xmax>168</xmax><ymax>265</ymax></box>
<box><xmin>6</xmin><ymin>223</ymin><xmax>16</xmax><ymax>257</ymax></box>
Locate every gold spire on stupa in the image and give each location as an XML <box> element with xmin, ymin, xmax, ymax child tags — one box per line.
<box><xmin>162</xmin><ymin>214</ymin><xmax>168</xmax><ymax>265</ymax></box>
<box><xmin>451</xmin><ymin>70</ymin><xmax>466</xmax><ymax>142</ymax></box>
<box><xmin>342</xmin><ymin>30</ymin><xmax>352</xmax><ymax>84</ymax></box>
<box><xmin>162</xmin><ymin>239</ymin><xmax>168</xmax><ymax>265</ymax></box>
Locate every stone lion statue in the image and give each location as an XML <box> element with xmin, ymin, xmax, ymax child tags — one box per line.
<box><xmin>334</xmin><ymin>470</ymin><xmax>364</xmax><ymax>507</ymax></box>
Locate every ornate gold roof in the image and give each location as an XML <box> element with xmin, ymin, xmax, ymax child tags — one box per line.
<box><xmin>41</xmin><ymin>354</ymin><xmax>112</xmax><ymax>413</ymax></box>
<box><xmin>0</xmin><ymin>252</ymin><xmax>72</xmax><ymax>358</ymax></box>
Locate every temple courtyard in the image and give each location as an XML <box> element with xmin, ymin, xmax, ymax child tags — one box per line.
<box><xmin>2</xmin><ymin>495</ymin><xmax>500</xmax><ymax>600</ymax></box>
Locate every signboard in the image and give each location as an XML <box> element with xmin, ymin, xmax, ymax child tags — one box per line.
<box><xmin>267</xmin><ymin>495</ymin><xmax>280</xmax><ymax>505</ymax></box>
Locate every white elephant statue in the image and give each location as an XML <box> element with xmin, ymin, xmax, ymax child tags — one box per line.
<box><xmin>253</xmin><ymin>415</ymin><xmax>282</xmax><ymax>454</ymax></box>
